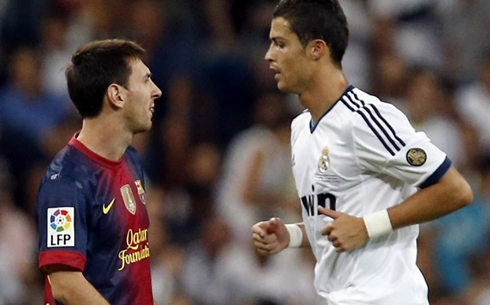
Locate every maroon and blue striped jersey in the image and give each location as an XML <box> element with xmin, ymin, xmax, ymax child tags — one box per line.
<box><xmin>37</xmin><ymin>134</ymin><xmax>154</xmax><ymax>305</ymax></box>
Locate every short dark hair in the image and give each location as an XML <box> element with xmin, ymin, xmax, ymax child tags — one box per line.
<box><xmin>273</xmin><ymin>0</ymin><xmax>349</xmax><ymax>67</ymax></box>
<box><xmin>65</xmin><ymin>39</ymin><xmax>146</xmax><ymax>118</ymax></box>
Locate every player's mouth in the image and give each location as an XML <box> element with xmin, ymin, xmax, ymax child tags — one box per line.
<box><xmin>270</xmin><ymin>66</ymin><xmax>281</xmax><ymax>79</ymax></box>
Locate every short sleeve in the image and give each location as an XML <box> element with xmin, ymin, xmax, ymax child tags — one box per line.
<box><xmin>351</xmin><ymin>101</ymin><xmax>450</xmax><ymax>187</ymax></box>
<box><xmin>37</xmin><ymin>177</ymin><xmax>88</xmax><ymax>273</ymax></box>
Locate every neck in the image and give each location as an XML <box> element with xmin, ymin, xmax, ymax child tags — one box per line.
<box><xmin>299</xmin><ymin>67</ymin><xmax>349</xmax><ymax>122</ymax></box>
<box><xmin>77</xmin><ymin>117</ymin><xmax>133</xmax><ymax>161</ymax></box>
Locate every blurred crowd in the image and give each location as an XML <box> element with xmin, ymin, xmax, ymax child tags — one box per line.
<box><xmin>0</xmin><ymin>0</ymin><xmax>490</xmax><ymax>304</ymax></box>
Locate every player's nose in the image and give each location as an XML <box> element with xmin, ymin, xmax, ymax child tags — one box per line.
<box><xmin>151</xmin><ymin>81</ymin><xmax>162</xmax><ymax>99</ymax></box>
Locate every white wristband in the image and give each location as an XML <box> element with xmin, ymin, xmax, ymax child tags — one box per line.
<box><xmin>363</xmin><ymin>209</ymin><xmax>393</xmax><ymax>239</ymax></box>
<box><xmin>285</xmin><ymin>224</ymin><xmax>303</xmax><ymax>248</ymax></box>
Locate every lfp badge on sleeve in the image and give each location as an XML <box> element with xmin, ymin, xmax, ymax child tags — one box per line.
<box><xmin>47</xmin><ymin>207</ymin><xmax>75</xmax><ymax>247</ymax></box>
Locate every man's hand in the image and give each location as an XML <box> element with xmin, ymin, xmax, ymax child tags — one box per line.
<box><xmin>319</xmin><ymin>206</ymin><xmax>369</xmax><ymax>252</ymax></box>
<box><xmin>251</xmin><ymin>217</ymin><xmax>289</xmax><ymax>256</ymax></box>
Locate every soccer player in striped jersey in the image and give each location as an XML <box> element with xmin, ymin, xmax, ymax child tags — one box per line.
<box><xmin>251</xmin><ymin>1</ymin><xmax>473</xmax><ymax>304</ymax></box>
<box><xmin>36</xmin><ymin>39</ymin><xmax>161</xmax><ymax>304</ymax></box>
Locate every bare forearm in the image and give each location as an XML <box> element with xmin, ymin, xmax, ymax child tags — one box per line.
<box><xmin>49</xmin><ymin>271</ymin><xmax>110</xmax><ymax>305</ymax></box>
<box><xmin>388</xmin><ymin>167</ymin><xmax>473</xmax><ymax>229</ymax></box>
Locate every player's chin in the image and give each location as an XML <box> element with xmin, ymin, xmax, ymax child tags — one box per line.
<box><xmin>276</xmin><ymin>81</ymin><xmax>291</xmax><ymax>93</ymax></box>
<box><xmin>143</xmin><ymin>122</ymin><xmax>152</xmax><ymax>132</ymax></box>
<box><xmin>134</xmin><ymin>122</ymin><xmax>152</xmax><ymax>134</ymax></box>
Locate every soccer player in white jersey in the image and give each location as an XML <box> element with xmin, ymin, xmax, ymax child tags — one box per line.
<box><xmin>251</xmin><ymin>0</ymin><xmax>474</xmax><ymax>304</ymax></box>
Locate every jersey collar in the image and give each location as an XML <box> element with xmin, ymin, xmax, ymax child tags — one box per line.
<box><xmin>69</xmin><ymin>131</ymin><xmax>124</xmax><ymax>169</ymax></box>
<box><xmin>310</xmin><ymin>84</ymin><xmax>355</xmax><ymax>133</ymax></box>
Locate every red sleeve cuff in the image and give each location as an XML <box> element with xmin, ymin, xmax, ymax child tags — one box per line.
<box><xmin>39</xmin><ymin>250</ymin><xmax>86</xmax><ymax>273</ymax></box>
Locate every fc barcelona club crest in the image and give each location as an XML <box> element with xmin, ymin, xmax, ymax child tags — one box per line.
<box><xmin>120</xmin><ymin>184</ymin><xmax>137</xmax><ymax>215</ymax></box>
<box><xmin>134</xmin><ymin>180</ymin><xmax>146</xmax><ymax>204</ymax></box>
<box><xmin>318</xmin><ymin>147</ymin><xmax>330</xmax><ymax>174</ymax></box>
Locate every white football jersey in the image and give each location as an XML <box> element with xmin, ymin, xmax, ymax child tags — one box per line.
<box><xmin>290</xmin><ymin>85</ymin><xmax>451</xmax><ymax>305</ymax></box>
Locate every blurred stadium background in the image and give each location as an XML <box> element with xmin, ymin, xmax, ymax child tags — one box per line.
<box><xmin>1</xmin><ymin>0</ymin><xmax>490</xmax><ymax>304</ymax></box>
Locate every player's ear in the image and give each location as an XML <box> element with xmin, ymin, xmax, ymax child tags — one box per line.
<box><xmin>310</xmin><ymin>39</ymin><xmax>328</xmax><ymax>61</ymax></box>
<box><xmin>106</xmin><ymin>83</ymin><xmax>125</xmax><ymax>109</ymax></box>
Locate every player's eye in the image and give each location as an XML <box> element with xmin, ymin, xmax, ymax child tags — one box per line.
<box><xmin>273</xmin><ymin>40</ymin><xmax>285</xmax><ymax>48</ymax></box>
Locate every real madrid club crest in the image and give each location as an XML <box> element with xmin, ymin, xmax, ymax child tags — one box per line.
<box><xmin>406</xmin><ymin>148</ymin><xmax>426</xmax><ymax>166</ymax></box>
<box><xmin>318</xmin><ymin>147</ymin><xmax>330</xmax><ymax>174</ymax></box>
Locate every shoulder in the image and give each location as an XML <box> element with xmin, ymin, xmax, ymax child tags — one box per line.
<box><xmin>290</xmin><ymin>110</ymin><xmax>311</xmax><ymax>143</ymax></box>
<box><xmin>339</xmin><ymin>88</ymin><xmax>417</xmax><ymax>157</ymax></box>
<box><xmin>291</xmin><ymin>109</ymin><xmax>311</xmax><ymax>130</ymax></box>
<box><xmin>36</xmin><ymin>169</ymin><xmax>86</xmax><ymax>211</ymax></box>
<box><xmin>126</xmin><ymin>145</ymin><xmax>142</xmax><ymax>162</ymax></box>
<box><xmin>39</xmin><ymin>145</ymin><xmax>93</xmax><ymax>193</ymax></box>
<box><xmin>125</xmin><ymin>146</ymin><xmax>147</xmax><ymax>182</ymax></box>
<box><xmin>342</xmin><ymin>87</ymin><xmax>400</xmax><ymax>114</ymax></box>
<box><xmin>343</xmin><ymin>88</ymin><xmax>412</xmax><ymax>131</ymax></box>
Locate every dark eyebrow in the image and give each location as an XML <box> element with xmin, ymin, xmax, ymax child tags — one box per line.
<box><xmin>271</xmin><ymin>36</ymin><xmax>285</xmax><ymax>43</ymax></box>
<box><xmin>144</xmin><ymin>73</ymin><xmax>152</xmax><ymax>80</ymax></box>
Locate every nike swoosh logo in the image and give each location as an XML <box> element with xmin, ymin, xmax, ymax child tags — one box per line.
<box><xmin>103</xmin><ymin>198</ymin><xmax>116</xmax><ymax>214</ymax></box>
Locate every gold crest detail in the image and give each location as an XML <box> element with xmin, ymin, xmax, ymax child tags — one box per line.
<box><xmin>120</xmin><ymin>184</ymin><xmax>137</xmax><ymax>215</ymax></box>
<box><xmin>134</xmin><ymin>180</ymin><xmax>146</xmax><ymax>204</ymax></box>
<box><xmin>406</xmin><ymin>148</ymin><xmax>426</xmax><ymax>166</ymax></box>
<box><xmin>318</xmin><ymin>147</ymin><xmax>330</xmax><ymax>174</ymax></box>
